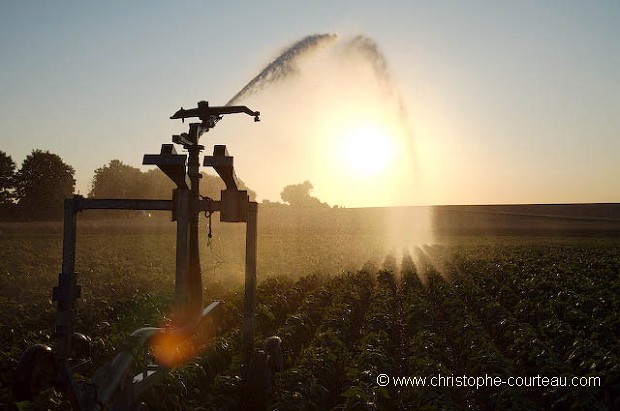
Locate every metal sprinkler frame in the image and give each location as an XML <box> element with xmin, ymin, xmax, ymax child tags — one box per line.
<box><xmin>13</xmin><ymin>101</ymin><xmax>280</xmax><ymax>410</ymax></box>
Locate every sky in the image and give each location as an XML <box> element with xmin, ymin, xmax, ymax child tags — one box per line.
<box><xmin>1</xmin><ymin>1</ymin><xmax>619</xmax><ymax>207</ymax></box>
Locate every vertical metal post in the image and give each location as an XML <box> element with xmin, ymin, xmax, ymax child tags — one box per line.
<box><xmin>243</xmin><ymin>202</ymin><xmax>258</xmax><ymax>370</ymax></box>
<box><xmin>174</xmin><ymin>189</ymin><xmax>190</xmax><ymax>316</ymax></box>
<box><xmin>186</xmin><ymin>124</ymin><xmax>204</xmax><ymax>320</ymax></box>
<box><xmin>53</xmin><ymin>196</ymin><xmax>80</xmax><ymax>360</ymax></box>
<box><xmin>53</xmin><ymin>196</ymin><xmax>86</xmax><ymax>410</ymax></box>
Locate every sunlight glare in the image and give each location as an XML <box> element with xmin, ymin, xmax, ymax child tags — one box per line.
<box><xmin>338</xmin><ymin>123</ymin><xmax>396</xmax><ymax>177</ymax></box>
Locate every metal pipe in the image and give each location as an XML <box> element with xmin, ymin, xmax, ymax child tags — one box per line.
<box><xmin>174</xmin><ymin>189</ymin><xmax>190</xmax><ymax>317</ymax></box>
<box><xmin>130</xmin><ymin>301</ymin><xmax>221</xmax><ymax>345</ymax></box>
<box><xmin>183</xmin><ymin>125</ymin><xmax>204</xmax><ymax>335</ymax></box>
<box><xmin>86</xmin><ymin>351</ymin><xmax>134</xmax><ymax>411</ymax></box>
<box><xmin>77</xmin><ymin>198</ymin><xmax>173</xmax><ymax>211</ymax></box>
<box><xmin>242</xmin><ymin>202</ymin><xmax>258</xmax><ymax>372</ymax></box>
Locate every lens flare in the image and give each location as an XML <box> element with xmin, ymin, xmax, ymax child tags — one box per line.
<box><xmin>150</xmin><ymin>331</ymin><xmax>189</xmax><ymax>368</ymax></box>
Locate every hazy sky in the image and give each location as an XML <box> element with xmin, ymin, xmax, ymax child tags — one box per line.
<box><xmin>1</xmin><ymin>1</ymin><xmax>618</xmax><ymax>207</ymax></box>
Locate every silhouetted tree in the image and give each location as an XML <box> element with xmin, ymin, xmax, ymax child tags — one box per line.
<box><xmin>89</xmin><ymin>160</ymin><xmax>147</xmax><ymax>198</ymax></box>
<box><xmin>0</xmin><ymin>150</ymin><xmax>16</xmax><ymax>205</ymax></box>
<box><xmin>280</xmin><ymin>180</ymin><xmax>327</xmax><ymax>208</ymax></box>
<box><xmin>15</xmin><ymin>150</ymin><xmax>75</xmax><ymax>220</ymax></box>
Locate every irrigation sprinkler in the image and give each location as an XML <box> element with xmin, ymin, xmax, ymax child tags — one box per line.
<box><xmin>13</xmin><ymin>101</ymin><xmax>281</xmax><ymax>410</ymax></box>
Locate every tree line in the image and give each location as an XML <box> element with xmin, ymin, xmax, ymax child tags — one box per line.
<box><xmin>0</xmin><ymin>149</ymin><xmax>254</xmax><ymax>221</ymax></box>
<box><xmin>0</xmin><ymin>149</ymin><xmax>330</xmax><ymax>221</ymax></box>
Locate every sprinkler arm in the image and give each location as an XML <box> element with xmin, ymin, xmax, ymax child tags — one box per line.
<box><xmin>170</xmin><ymin>101</ymin><xmax>260</xmax><ymax>130</ymax></box>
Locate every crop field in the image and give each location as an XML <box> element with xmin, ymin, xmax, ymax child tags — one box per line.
<box><xmin>1</xmin><ymin>208</ymin><xmax>619</xmax><ymax>410</ymax></box>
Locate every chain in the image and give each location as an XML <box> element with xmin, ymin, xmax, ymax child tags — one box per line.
<box><xmin>201</xmin><ymin>196</ymin><xmax>224</xmax><ymax>275</ymax></box>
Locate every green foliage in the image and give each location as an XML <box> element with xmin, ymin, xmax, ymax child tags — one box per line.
<box><xmin>0</xmin><ymin>150</ymin><xmax>16</xmax><ymax>205</ymax></box>
<box><xmin>14</xmin><ymin>149</ymin><xmax>75</xmax><ymax>220</ymax></box>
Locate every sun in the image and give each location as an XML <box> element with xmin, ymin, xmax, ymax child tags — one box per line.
<box><xmin>338</xmin><ymin>123</ymin><xmax>396</xmax><ymax>177</ymax></box>
<box><xmin>312</xmin><ymin>114</ymin><xmax>408</xmax><ymax>207</ymax></box>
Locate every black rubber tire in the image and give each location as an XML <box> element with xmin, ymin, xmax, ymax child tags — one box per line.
<box><xmin>244</xmin><ymin>350</ymin><xmax>270</xmax><ymax>411</ymax></box>
<box><xmin>13</xmin><ymin>344</ymin><xmax>57</xmax><ymax>401</ymax></box>
<box><xmin>263</xmin><ymin>336</ymin><xmax>283</xmax><ymax>374</ymax></box>
<box><xmin>71</xmin><ymin>332</ymin><xmax>91</xmax><ymax>359</ymax></box>
<box><xmin>133</xmin><ymin>402</ymin><xmax>150</xmax><ymax>411</ymax></box>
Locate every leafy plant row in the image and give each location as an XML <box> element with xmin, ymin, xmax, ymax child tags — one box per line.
<box><xmin>339</xmin><ymin>256</ymin><xmax>401</xmax><ymax>411</ymax></box>
<box><xmin>432</xmin><ymin>243</ymin><xmax>619</xmax><ymax>410</ymax></box>
<box><xmin>271</xmin><ymin>269</ymin><xmax>374</xmax><ymax>410</ymax></box>
<box><xmin>399</xmin><ymin>251</ymin><xmax>463</xmax><ymax>411</ymax></box>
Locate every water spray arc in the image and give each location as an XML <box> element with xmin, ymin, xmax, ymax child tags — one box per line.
<box><xmin>227</xmin><ymin>33</ymin><xmax>337</xmax><ymax>105</ymax></box>
<box><xmin>227</xmin><ymin>33</ymin><xmax>417</xmax><ymax>207</ymax></box>
<box><xmin>226</xmin><ymin>33</ymin><xmax>406</xmax><ymax>117</ymax></box>
<box><xmin>13</xmin><ymin>101</ymin><xmax>281</xmax><ymax>410</ymax></box>
<box><xmin>344</xmin><ymin>35</ymin><xmax>414</xmax><ymax>136</ymax></box>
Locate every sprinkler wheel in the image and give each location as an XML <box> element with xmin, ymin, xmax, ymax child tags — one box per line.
<box><xmin>71</xmin><ymin>333</ymin><xmax>92</xmax><ymax>360</ymax></box>
<box><xmin>13</xmin><ymin>344</ymin><xmax>58</xmax><ymax>401</ymax></box>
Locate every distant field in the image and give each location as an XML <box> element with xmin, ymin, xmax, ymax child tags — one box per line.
<box><xmin>431</xmin><ymin>203</ymin><xmax>620</xmax><ymax>235</ymax></box>
<box><xmin>0</xmin><ymin>204</ymin><xmax>619</xmax><ymax>409</ymax></box>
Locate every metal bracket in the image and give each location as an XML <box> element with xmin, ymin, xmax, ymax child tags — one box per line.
<box><xmin>143</xmin><ymin>144</ymin><xmax>189</xmax><ymax>190</ymax></box>
<box><xmin>52</xmin><ymin>272</ymin><xmax>81</xmax><ymax>306</ymax></box>
<box><xmin>203</xmin><ymin>145</ymin><xmax>250</xmax><ymax>222</ymax></box>
<box><xmin>221</xmin><ymin>190</ymin><xmax>249</xmax><ymax>222</ymax></box>
<box><xmin>204</xmin><ymin>145</ymin><xmax>239</xmax><ymax>191</ymax></box>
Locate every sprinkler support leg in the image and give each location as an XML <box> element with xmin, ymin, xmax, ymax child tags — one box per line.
<box><xmin>174</xmin><ymin>189</ymin><xmax>190</xmax><ymax>314</ymax></box>
<box><xmin>50</xmin><ymin>196</ymin><xmax>84</xmax><ymax>409</ymax></box>
<box><xmin>55</xmin><ymin>196</ymin><xmax>79</xmax><ymax>359</ymax></box>
<box><xmin>243</xmin><ymin>202</ymin><xmax>258</xmax><ymax>373</ymax></box>
<box><xmin>185</xmin><ymin>124</ymin><xmax>204</xmax><ymax>326</ymax></box>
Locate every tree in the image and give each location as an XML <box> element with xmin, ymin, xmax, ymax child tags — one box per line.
<box><xmin>280</xmin><ymin>180</ymin><xmax>328</xmax><ymax>208</ymax></box>
<box><xmin>0</xmin><ymin>150</ymin><xmax>16</xmax><ymax>205</ymax></box>
<box><xmin>15</xmin><ymin>150</ymin><xmax>75</xmax><ymax>220</ymax></box>
<box><xmin>89</xmin><ymin>160</ymin><xmax>146</xmax><ymax>198</ymax></box>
